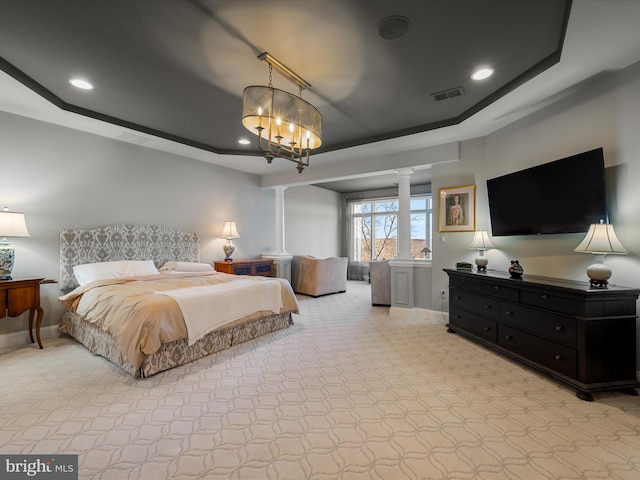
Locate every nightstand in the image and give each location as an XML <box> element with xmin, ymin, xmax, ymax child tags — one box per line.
<box><xmin>0</xmin><ymin>277</ymin><xmax>46</xmax><ymax>348</ymax></box>
<box><xmin>214</xmin><ymin>259</ymin><xmax>274</xmax><ymax>277</ymax></box>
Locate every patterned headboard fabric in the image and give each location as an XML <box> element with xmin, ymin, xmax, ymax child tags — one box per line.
<box><xmin>60</xmin><ymin>224</ymin><xmax>200</xmax><ymax>290</ymax></box>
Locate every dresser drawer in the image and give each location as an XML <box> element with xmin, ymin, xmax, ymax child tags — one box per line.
<box><xmin>449</xmin><ymin>276</ymin><xmax>519</xmax><ymax>301</ymax></box>
<box><xmin>520</xmin><ymin>290</ymin><xmax>581</xmax><ymax>316</ymax></box>
<box><xmin>449</xmin><ymin>307</ymin><xmax>497</xmax><ymax>343</ymax></box>
<box><xmin>498</xmin><ymin>325</ymin><xmax>577</xmax><ymax>378</ymax></box>
<box><xmin>254</xmin><ymin>263</ymin><xmax>273</xmax><ymax>275</ymax></box>
<box><xmin>451</xmin><ymin>288</ymin><xmax>499</xmax><ymax>321</ymax></box>
<box><xmin>233</xmin><ymin>265</ymin><xmax>253</xmax><ymax>275</ymax></box>
<box><xmin>500</xmin><ymin>301</ymin><xmax>576</xmax><ymax>347</ymax></box>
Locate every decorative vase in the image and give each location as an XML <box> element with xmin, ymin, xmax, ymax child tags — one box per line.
<box><xmin>509</xmin><ymin>260</ymin><xmax>523</xmax><ymax>278</ymax></box>
<box><xmin>0</xmin><ymin>241</ymin><xmax>15</xmax><ymax>280</ymax></box>
<box><xmin>223</xmin><ymin>241</ymin><xmax>236</xmax><ymax>261</ymax></box>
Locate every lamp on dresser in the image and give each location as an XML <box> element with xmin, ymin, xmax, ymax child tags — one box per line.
<box><xmin>0</xmin><ymin>207</ymin><xmax>31</xmax><ymax>280</ymax></box>
<box><xmin>220</xmin><ymin>221</ymin><xmax>240</xmax><ymax>262</ymax></box>
<box><xmin>574</xmin><ymin>220</ymin><xmax>627</xmax><ymax>287</ymax></box>
<box><xmin>468</xmin><ymin>230</ymin><xmax>494</xmax><ymax>272</ymax></box>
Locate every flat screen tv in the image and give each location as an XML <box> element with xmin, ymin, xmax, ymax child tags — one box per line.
<box><xmin>487</xmin><ymin>148</ymin><xmax>609</xmax><ymax>236</ymax></box>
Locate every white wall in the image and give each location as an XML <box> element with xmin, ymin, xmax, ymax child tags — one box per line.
<box><xmin>0</xmin><ymin>111</ymin><xmax>342</xmax><ymax>339</ymax></box>
<box><xmin>430</xmin><ymin>59</ymin><xmax>640</xmax><ymax>364</ymax></box>
<box><xmin>284</xmin><ymin>185</ymin><xmax>342</xmax><ymax>258</ymax></box>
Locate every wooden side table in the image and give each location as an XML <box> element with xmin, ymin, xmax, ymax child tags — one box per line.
<box><xmin>214</xmin><ymin>259</ymin><xmax>274</xmax><ymax>277</ymax></box>
<box><xmin>0</xmin><ymin>277</ymin><xmax>46</xmax><ymax>348</ymax></box>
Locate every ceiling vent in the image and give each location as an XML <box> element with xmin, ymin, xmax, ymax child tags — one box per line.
<box><xmin>431</xmin><ymin>86</ymin><xmax>465</xmax><ymax>101</ymax></box>
<box><xmin>377</xmin><ymin>16</ymin><xmax>411</xmax><ymax>40</ymax></box>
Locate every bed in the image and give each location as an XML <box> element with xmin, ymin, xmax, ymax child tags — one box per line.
<box><xmin>57</xmin><ymin>224</ymin><xmax>299</xmax><ymax>378</ymax></box>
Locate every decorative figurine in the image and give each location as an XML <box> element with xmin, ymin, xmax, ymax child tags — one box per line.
<box><xmin>509</xmin><ymin>260</ymin><xmax>523</xmax><ymax>278</ymax></box>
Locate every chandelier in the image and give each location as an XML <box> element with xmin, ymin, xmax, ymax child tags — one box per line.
<box><xmin>242</xmin><ymin>53</ymin><xmax>322</xmax><ymax>173</ymax></box>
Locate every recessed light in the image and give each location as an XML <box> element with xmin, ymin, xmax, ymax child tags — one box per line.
<box><xmin>471</xmin><ymin>68</ymin><xmax>494</xmax><ymax>81</ymax></box>
<box><xmin>238</xmin><ymin>138</ymin><xmax>251</xmax><ymax>145</ymax></box>
<box><xmin>69</xmin><ymin>78</ymin><xmax>94</xmax><ymax>90</ymax></box>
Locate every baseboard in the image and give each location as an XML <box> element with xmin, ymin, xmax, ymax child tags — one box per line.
<box><xmin>0</xmin><ymin>325</ymin><xmax>59</xmax><ymax>350</ymax></box>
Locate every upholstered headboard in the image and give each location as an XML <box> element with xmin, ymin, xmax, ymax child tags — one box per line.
<box><xmin>59</xmin><ymin>224</ymin><xmax>200</xmax><ymax>290</ymax></box>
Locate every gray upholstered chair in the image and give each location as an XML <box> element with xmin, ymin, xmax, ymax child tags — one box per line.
<box><xmin>291</xmin><ymin>255</ymin><xmax>348</xmax><ymax>297</ymax></box>
<box><xmin>369</xmin><ymin>260</ymin><xmax>391</xmax><ymax>305</ymax></box>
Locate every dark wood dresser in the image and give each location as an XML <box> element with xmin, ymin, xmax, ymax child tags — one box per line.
<box><xmin>214</xmin><ymin>259</ymin><xmax>273</xmax><ymax>277</ymax></box>
<box><xmin>444</xmin><ymin>268</ymin><xmax>640</xmax><ymax>400</ymax></box>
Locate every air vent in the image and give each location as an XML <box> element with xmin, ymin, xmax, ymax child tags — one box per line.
<box><xmin>377</xmin><ymin>16</ymin><xmax>411</xmax><ymax>40</ymax></box>
<box><xmin>431</xmin><ymin>86</ymin><xmax>465</xmax><ymax>101</ymax></box>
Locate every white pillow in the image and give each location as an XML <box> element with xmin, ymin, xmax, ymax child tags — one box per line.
<box><xmin>159</xmin><ymin>261</ymin><xmax>214</xmax><ymax>272</ymax></box>
<box><xmin>73</xmin><ymin>260</ymin><xmax>160</xmax><ymax>286</ymax></box>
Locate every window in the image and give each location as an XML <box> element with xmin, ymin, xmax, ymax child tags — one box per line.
<box><xmin>349</xmin><ymin>195</ymin><xmax>432</xmax><ymax>262</ymax></box>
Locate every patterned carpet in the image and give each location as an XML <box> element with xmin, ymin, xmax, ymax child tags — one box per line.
<box><xmin>2</xmin><ymin>280</ymin><xmax>640</xmax><ymax>479</ymax></box>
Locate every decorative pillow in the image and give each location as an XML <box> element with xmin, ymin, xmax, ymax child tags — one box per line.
<box><xmin>159</xmin><ymin>261</ymin><xmax>214</xmax><ymax>272</ymax></box>
<box><xmin>73</xmin><ymin>260</ymin><xmax>159</xmax><ymax>286</ymax></box>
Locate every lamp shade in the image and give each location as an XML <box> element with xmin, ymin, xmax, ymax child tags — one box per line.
<box><xmin>221</xmin><ymin>221</ymin><xmax>240</xmax><ymax>239</ymax></box>
<box><xmin>242</xmin><ymin>86</ymin><xmax>322</xmax><ymax>150</ymax></box>
<box><xmin>469</xmin><ymin>230</ymin><xmax>494</xmax><ymax>250</ymax></box>
<box><xmin>574</xmin><ymin>222</ymin><xmax>627</xmax><ymax>255</ymax></box>
<box><xmin>0</xmin><ymin>210</ymin><xmax>30</xmax><ymax>238</ymax></box>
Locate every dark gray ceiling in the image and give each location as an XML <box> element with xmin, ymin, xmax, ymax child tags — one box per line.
<box><xmin>0</xmin><ymin>0</ymin><xmax>571</xmax><ymax>162</ymax></box>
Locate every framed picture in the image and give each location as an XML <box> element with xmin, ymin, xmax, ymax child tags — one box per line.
<box><xmin>438</xmin><ymin>185</ymin><xmax>476</xmax><ymax>232</ymax></box>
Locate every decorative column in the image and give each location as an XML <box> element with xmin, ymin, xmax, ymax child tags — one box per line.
<box><xmin>273</xmin><ymin>185</ymin><xmax>287</xmax><ymax>255</ymax></box>
<box><xmin>390</xmin><ymin>168</ymin><xmax>415</xmax><ymax>315</ymax></box>
<box><xmin>395</xmin><ymin>168</ymin><xmax>413</xmax><ymax>260</ymax></box>
<box><xmin>263</xmin><ymin>185</ymin><xmax>292</xmax><ymax>281</ymax></box>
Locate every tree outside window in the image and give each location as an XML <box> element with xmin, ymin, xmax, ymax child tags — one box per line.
<box><xmin>351</xmin><ymin>195</ymin><xmax>431</xmax><ymax>262</ymax></box>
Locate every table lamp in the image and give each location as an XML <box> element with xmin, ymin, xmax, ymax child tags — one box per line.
<box><xmin>574</xmin><ymin>220</ymin><xmax>627</xmax><ymax>287</ymax></box>
<box><xmin>469</xmin><ymin>230</ymin><xmax>494</xmax><ymax>272</ymax></box>
<box><xmin>0</xmin><ymin>207</ymin><xmax>31</xmax><ymax>280</ymax></box>
<box><xmin>220</xmin><ymin>221</ymin><xmax>240</xmax><ymax>261</ymax></box>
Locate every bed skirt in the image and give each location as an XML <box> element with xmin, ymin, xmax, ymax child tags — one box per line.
<box><xmin>59</xmin><ymin>310</ymin><xmax>294</xmax><ymax>378</ymax></box>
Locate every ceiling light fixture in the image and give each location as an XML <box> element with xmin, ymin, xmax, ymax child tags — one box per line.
<box><xmin>69</xmin><ymin>78</ymin><xmax>94</xmax><ymax>90</ymax></box>
<box><xmin>471</xmin><ymin>68</ymin><xmax>494</xmax><ymax>81</ymax></box>
<box><xmin>242</xmin><ymin>52</ymin><xmax>322</xmax><ymax>174</ymax></box>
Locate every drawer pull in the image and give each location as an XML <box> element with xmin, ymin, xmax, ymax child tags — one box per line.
<box><xmin>484</xmin><ymin>305</ymin><xmax>492</xmax><ymax>310</ymax></box>
<box><xmin>483</xmin><ymin>327</ymin><xmax>491</xmax><ymax>331</ymax></box>
<box><xmin>454</xmin><ymin>296</ymin><xmax>461</xmax><ymax>300</ymax></box>
<box><xmin>505</xmin><ymin>335</ymin><xmax>513</xmax><ymax>340</ymax></box>
<box><xmin>494</xmin><ymin>285</ymin><xmax>499</xmax><ymax>290</ymax></box>
<box><xmin>505</xmin><ymin>311</ymin><xmax>513</xmax><ymax>316</ymax></box>
<box><xmin>555</xmin><ymin>325</ymin><xmax>564</xmax><ymax>331</ymax></box>
<box><xmin>455</xmin><ymin>315</ymin><xmax>462</xmax><ymax>319</ymax></box>
<box><xmin>555</xmin><ymin>355</ymin><xmax>564</xmax><ymax>361</ymax></box>
<box><xmin>541</xmin><ymin>294</ymin><xmax>548</xmax><ymax>300</ymax></box>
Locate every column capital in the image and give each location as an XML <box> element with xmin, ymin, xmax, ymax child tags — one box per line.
<box><xmin>395</xmin><ymin>168</ymin><xmax>414</xmax><ymax>177</ymax></box>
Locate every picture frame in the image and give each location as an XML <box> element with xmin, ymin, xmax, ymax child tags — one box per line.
<box><xmin>438</xmin><ymin>185</ymin><xmax>476</xmax><ymax>232</ymax></box>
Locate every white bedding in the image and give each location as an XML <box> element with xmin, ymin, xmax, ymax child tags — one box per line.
<box><xmin>157</xmin><ymin>279</ymin><xmax>283</xmax><ymax>345</ymax></box>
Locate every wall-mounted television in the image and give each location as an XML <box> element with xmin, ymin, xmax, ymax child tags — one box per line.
<box><xmin>486</xmin><ymin>148</ymin><xmax>609</xmax><ymax>236</ymax></box>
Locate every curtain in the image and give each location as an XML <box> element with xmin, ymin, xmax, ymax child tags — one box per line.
<box><xmin>344</xmin><ymin>195</ymin><xmax>369</xmax><ymax>281</ymax></box>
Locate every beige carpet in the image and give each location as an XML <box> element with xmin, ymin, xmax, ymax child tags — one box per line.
<box><xmin>2</xmin><ymin>280</ymin><xmax>640</xmax><ymax>480</ymax></box>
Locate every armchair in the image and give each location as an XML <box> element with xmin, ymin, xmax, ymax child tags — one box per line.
<box><xmin>291</xmin><ymin>255</ymin><xmax>348</xmax><ymax>297</ymax></box>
